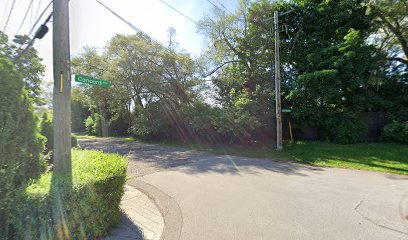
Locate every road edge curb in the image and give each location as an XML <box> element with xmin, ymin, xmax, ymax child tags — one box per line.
<box><xmin>127</xmin><ymin>178</ymin><xmax>182</xmax><ymax>240</ymax></box>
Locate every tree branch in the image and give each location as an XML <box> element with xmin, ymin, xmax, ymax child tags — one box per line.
<box><xmin>387</xmin><ymin>57</ymin><xmax>408</xmax><ymax>65</ymax></box>
<box><xmin>202</xmin><ymin>60</ymin><xmax>240</xmax><ymax>78</ymax></box>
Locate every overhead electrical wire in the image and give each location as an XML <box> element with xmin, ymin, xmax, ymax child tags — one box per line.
<box><xmin>28</xmin><ymin>0</ymin><xmax>52</xmax><ymax>36</ymax></box>
<box><xmin>29</xmin><ymin>0</ymin><xmax>34</xmax><ymax>26</ymax></box>
<box><xmin>3</xmin><ymin>0</ymin><xmax>18</xmax><ymax>32</ymax></box>
<box><xmin>16</xmin><ymin>0</ymin><xmax>35</xmax><ymax>35</ymax></box>
<box><xmin>156</xmin><ymin>0</ymin><xmax>199</xmax><ymax>26</ymax></box>
<box><xmin>34</xmin><ymin>0</ymin><xmax>42</xmax><ymax>21</ymax></box>
<box><xmin>96</xmin><ymin>0</ymin><xmax>224</xmax><ymax>78</ymax></box>
<box><xmin>214</xmin><ymin>0</ymin><xmax>231</xmax><ymax>13</ymax></box>
<box><xmin>16</xmin><ymin>12</ymin><xmax>52</xmax><ymax>59</ymax></box>
<box><xmin>1</xmin><ymin>0</ymin><xmax>11</xmax><ymax>30</ymax></box>
<box><xmin>95</xmin><ymin>0</ymin><xmax>169</xmax><ymax>50</ymax></box>
<box><xmin>206</xmin><ymin>0</ymin><xmax>228</xmax><ymax>14</ymax></box>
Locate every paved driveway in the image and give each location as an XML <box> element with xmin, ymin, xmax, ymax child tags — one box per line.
<box><xmin>79</xmin><ymin>138</ymin><xmax>408</xmax><ymax>240</ymax></box>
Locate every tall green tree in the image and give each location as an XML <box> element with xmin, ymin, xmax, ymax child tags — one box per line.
<box><xmin>0</xmin><ymin>54</ymin><xmax>45</xmax><ymax>238</ymax></box>
<box><xmin>72</xmin><ymin>33</ymin><xmax>202</xmax><ymax>137</ymax></box>
<box><xmin>0</xmin><ymin>32</ymin><xmax>46</xmax><ymax>106</ymax></box>
<box><xmin>367</xmin><ymin>0</ymin><xmax>408</xmax><ymax>66</ymax></box>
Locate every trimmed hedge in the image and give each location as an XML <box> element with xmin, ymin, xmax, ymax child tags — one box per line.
<box><xmin>14</xmin><ymin>149</ymin><xmax>128</xmax><ymax>239</ymax></box>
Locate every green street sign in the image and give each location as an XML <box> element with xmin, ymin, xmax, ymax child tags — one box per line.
<box><xmin>75</xmin><ymin>74</ymin><xmax>111</xmax><ymax>88</ymax></box>
<box><xmin>282</xmin><ymin>109</ymin><xmax>292</xmax><ymax>113</ymax></box>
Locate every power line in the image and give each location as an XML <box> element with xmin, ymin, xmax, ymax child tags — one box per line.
<box><xmin>214</xmin><ymin>0</ymin><xmax>231</xmax><ymax>13</ymax></box>
<box><xmin>34</xmin><ymin>0</ymin><xmax>42</xmax><ymax>21</ymax></box>
<box><xmin>3</xmin><ymin>0</ymin><xmax>17</xmax><ymax>32</ymax></box>
<box><xmin>16</xmin><ymin>12</ymin><xmax>52</xmax><ymax>59</ymax></box>
<box><xmin>1</xmin><ymin>0</ymin><xmax>11</xmax><ymax>30</ymax></box>
<box><xmin>29</xmin><ymin>0</ymin><xmax>34</xmax><ymax>26</ymax></box>
<box><xmin>16</xmin><ymin>0</ymin><xmax>35</xmax><ymax>35</ymax></box>
<box><xmin>95</xmin><ymin>0</ymin><xmax>169</xmax><ymax>50</ymax></box>
<box><xmin>157</xmin><ymin>0</ymin><xmax>199</xmax><ymax>26</ymax></box>
<box><xmin>28</xmin><ymin>0</ymin><xmax>52</xmax><ymax>36</ymax></box>
<box><xmin>206</xmin><ymin>0</ymin><xmax>227</xmax><ymax>14</ymax></box>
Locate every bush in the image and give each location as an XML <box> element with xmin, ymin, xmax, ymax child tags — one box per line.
<box><xmin>14</xmin><ymin>149</ymin><xmax>128</xmax><ymax>239</ymax></box>
<box><xmin>41</xmin><ymin>112</ymin><xmax>53</xmax><ymax>151</ymax></box>
<box><xmin>0</xmin><ymin>56</ymin><xmax>45</xmax><ymax>238</ymax></box>
<box><xmin>130</xmin><ymin>101</ymin><xmax>176</xmax><ymax>139</ymax></box>
<box><xmin>85</xmin><ymin>113</ymin><xmax>102</xmax><ymax>136</ymax></box>
<box><xmin>93</xmin><ymin>113</ymin><xmax>102</xmax><ymax>137</ymax></box>
<box><xmin>321</xmin><ymin>112</ymin><xmax>367</xmax><ymax>144</ymax></box>
<box><xmin>85</xmin><ymin>115</ymin><xmax>94</xmax><ymax>135</ymax></box>
<box><xmin>381</xmin><ymin>121</ymin><xmax>408</xmax><ymax>144</ymax></box>
<box><xmin>41</xmin><ymin>113</ymin><xmax>79</xmax><ymax>150</ymax></box>
<box><xmin>71</xmin><ymin>134</ymin><xmax>78</xmax><ymax>148</ymax></box>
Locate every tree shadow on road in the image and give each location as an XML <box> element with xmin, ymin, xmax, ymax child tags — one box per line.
<box><xmin>79</xmin><ymin>138</ymin><xmax>324</xmax><ymax>177</ymax></box>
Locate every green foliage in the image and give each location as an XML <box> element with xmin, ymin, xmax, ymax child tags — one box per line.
<box><xmin>0</xmin><ymin>56</ymin><xmax>45</xmax><ymax>180</ymax></box>
<box><xmin>71</xmin><ymin>33</ymin><xmax>201</xmax><ymax>138</ymax></box>
<box><xmin>85</xmin><ymin>115</ymin><xmax>94</xmax><ymax>135</ymax></box>
<box><xmin>14</xmin><ymin>150</ymin><xmax>128</xmax><ymax>239</ymax></box>
<box><xmin>212</xmin><ymin>93</ymin><xmax>261</xmax><ymax>143</ymax></box>
<box><xmin>181</xmin><ymin>101</ymin><xmax>220</xmax><ymax>135</ymax></box>
<box><xmin>0</xmin><ymin>166</ymin><xmax>25</xmax><ymax>239</ymax></box>
<box><xmin>71</xmin><ymin>134</ymin><xmax>78</xmax><ymax>148</ymax></box>
<box><xmin>381</xmin><ymin>121</ymin><xmax>408</xmax><ymax>143</ymax></box>
<box><xmin>85</xmin><ymin>113</ymin><xmax>102</xmax><ymax>136</ymax></box>
<box><xmin>0</xmin><ymin>32</ymin><xmax>46</xmax><ymax>106</ymax></box>
<box><xmin>41</xmin><ymin>112</ymin><xmax>53</xmax><ymax>151</ymax></box>
<box><xmin>40</xmin><ymin>113</ymin><xmax>79</xmax><ymax>150</ymax></box>
<box><xmin>93</xmin><ymin>113</ymin><xmax>102</xmax><ymax>137</ymax></box>
<box><xmin>0</xmin><ymin>54</ymin><xmax>45</xmax><ymax>238</ymax></box>
<box><xmin>130</xmin><ymin>101</ymin><xmax>176</xmax><ymax>139</ymax></box>
<box><xmin>71</xmin><ymin>88</ymin><xmax>91</xmax><ymax>132</ymax></box>
<box><xmin>320</xmin><ymin>112</ymin><xmax>367</xmax><ymax>144</ymax></box>
<box><xmin>367</xmin><ymin>0</ymin><xmax>408</xmax><ymax>67</ymax></box>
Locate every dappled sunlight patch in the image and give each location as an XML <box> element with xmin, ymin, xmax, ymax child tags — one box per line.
<box><xmin>13</xmin><ymin>149</ymin><xmax>128</xmax><ymax>239</ymax></box>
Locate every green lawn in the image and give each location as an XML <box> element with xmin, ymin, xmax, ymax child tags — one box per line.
<box><xmin>286</xmin><ymin>142</ymin><xmax>408</xmax><ymax>175</ymax></box>
<box><xmin>74</xmin><ymin>134</ymin><xmax>97</xmax><ymax>139</ymax></box>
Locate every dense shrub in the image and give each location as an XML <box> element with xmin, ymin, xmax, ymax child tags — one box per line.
<box><xmin>92</xmin><ymin>113</ymin><xmax>102</xmax><ymax>136</ymax></box>
<box><xmin>41</xmin><ymin>112</ymin><xmax>53</xmax><ymax>151</ymax></box>
<box><xmin>14</xmin><ymin>150</ymin><xmax>128</xmax><ymax>239</ymax></box>
<box><xmin>0</xmin><ymin>56</ymin><xmax>45</xmax><ymax>238</ymax></box>
<box><xmin>85</xmin><ymin>113</ymin><xmax>102</xmax><ymax>136</ymax></box>
<box><xmin>71</xmin><ymin>134</ymin><xmax>78</xmax><ymax>147</ymax></box>
<box><xmin>130</xmin><ymin>101</ymin><xmax>177</xmax><ymax>140</ymax></box>
<box><xmin>321</xmin><ymin>112</ymin><xmax>367</xmax><ymax>144</ymax></box>
<box><xmin>71</xmin><ymin>88</ymin><xmax>91</xmax><ymax>133</ymax></box>
<box><xmin>41</xmin><ymin>113</ymin><xmax>79</xmax><ymax>150</ymax></box>
<box><xmin>85</xmin><ymin>115</ymin><xmax>94</xmax><ymax>135</ymax></box>
<box><xmin>381</xmin><ymin>121</ymin><xmax>408</xmax><ymax>144</ymax></box>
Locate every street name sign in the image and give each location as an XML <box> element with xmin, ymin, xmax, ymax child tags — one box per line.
<box><xmin>282</xmin><ymin>109</ymin><xmax>292</xmax><ymax>113</ymax></box>
<box><xmin>75</xmin><ymin>74</ymin><xmax>111</xmax><ymax>88</ymax></box>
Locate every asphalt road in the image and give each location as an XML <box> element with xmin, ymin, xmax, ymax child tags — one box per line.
<box><xmin>79</xmin><ymin>138</ymin><xmax>408</xmax><ymax>240</ymax></box>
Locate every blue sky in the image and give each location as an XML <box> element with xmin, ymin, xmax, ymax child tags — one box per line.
<box><xmin>1</xmin><ymin>0</ymin><xmax>239</xmax><ymax>83</ymax></box>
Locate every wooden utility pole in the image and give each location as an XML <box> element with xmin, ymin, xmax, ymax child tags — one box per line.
<box><xmin>53</xmin><ymin>0</ymin><xmax>72</xmax><ymax>172</ymax></box>
<box><xmin>274</xmin><ymin>10</ymin><xmax>283</xmax><ymax>151</ymax></box>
